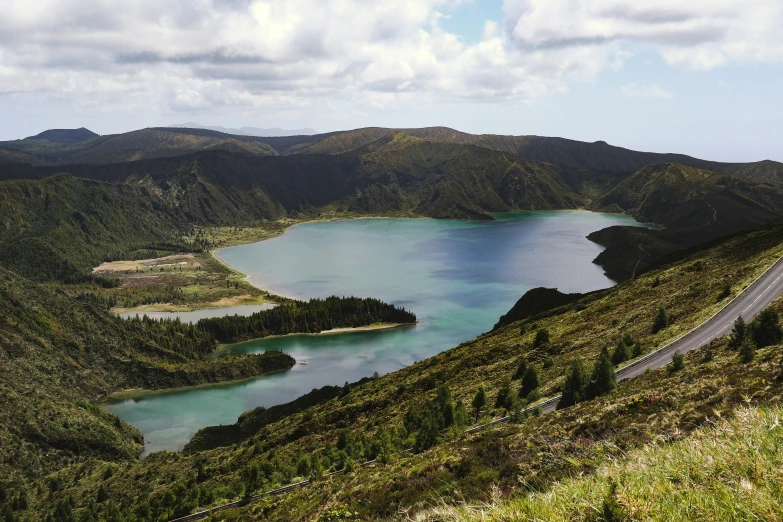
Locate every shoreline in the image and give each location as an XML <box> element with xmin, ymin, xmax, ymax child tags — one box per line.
<box><xmin>221</xmin><ymin>321</ymin><xmax>416</xmax><ymax>347</ymax></box>
<box><xmin>103</xmin><ymin>322</ymin><xmax>416</xmax><ymax>403</ymax></box>
<box><xmin>115</xmin><ymin>209</ymin><xmax>644</xmax><ymax>315</ymax></box>
<box><xmin>101</xmin><ymin>366</ymin><xmax>295</xmax><ymax>404</ymax></box>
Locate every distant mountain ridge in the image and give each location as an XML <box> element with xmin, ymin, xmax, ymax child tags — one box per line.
<box><xmin>1</xmin><ymin>124</ymin><xmax>780</xmax><ymax>190</ymax></box>
<box><xmin>28</xmin><ymin>127</ymin><xmax>98</xmax><ymax>143</ymax></box>
<box><xmin>3</xmin><ymin>124</ymin><xmax>783</xmax><ymax>281</ymax></box>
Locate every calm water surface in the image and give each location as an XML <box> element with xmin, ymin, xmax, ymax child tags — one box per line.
<box><xmin>106</xmin><ymin>211</ymin><xmax>643</xmax><ymax>455</ymax></box>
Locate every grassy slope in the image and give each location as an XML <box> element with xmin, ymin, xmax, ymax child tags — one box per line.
<box><xmin>10</xmin><ymin>219</ymin><xmax>783</xmax><ymax>520</ymax></box>
<box><xmin>0</xmin><ymin>265</ymin><xmax>294</xmax><ymax>483</ymax></box>
<box><xmin>423</xmin><ymin>403</ymin><xmax>783</xmax><ymax>521</ymax></box>
<box><xmin>0</xmin><ymin>174</ymin><xmax>188</xmax><ymax>282</ymax></box>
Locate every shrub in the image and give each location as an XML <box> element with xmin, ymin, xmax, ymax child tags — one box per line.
<box><xmin>533</xmin><ymin>329</ymin><xmax>550</xmax><ymax>347</ymax></box>
<box><xmin>669</xmin><ymin>351</ymin><xmax>685</xmax><ymax>373</ymax></box>
<box><xmin>651</xmin><ymin>308</ymin><xmax>668</xmax><ymax>333</ymax></box>
<box><xmin>611</xmin><ymin>340</ymin><xmax>632</xmax><ymax>365</ymax></box>
<box><xmin>494</xmin><ymin>380</ymin><xmax>512</xmax><ymax>410</ymax></box>
<box><xmin>512</xmin><ymin>358</ymin><xmax>527</xmax><ymax>380</ymax></box>
<box><xmin>472</xmin><ymin>385</ymin><xmax>487</xmax><ymax>422</ymax></box>
<box><xmin>739</xmin><ymin>338</ymin><xmax>756</xmax><ymax>364</ymax></box>
<box><xmin>750</xmin><ymin>308</ymin><xmax>783</xmax><ymax>348</ymax></box>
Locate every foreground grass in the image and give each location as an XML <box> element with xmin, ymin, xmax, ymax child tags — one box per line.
<box><xmin>420</xmin><ymin>404</ymin><xmax>783</xmax><ymax>521</ymax></box>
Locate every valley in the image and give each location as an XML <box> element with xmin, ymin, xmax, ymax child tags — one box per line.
<box><xmin>2</xmin><ymin>125</ymin><xmax>783</xmax><ymax>521</ymax></box>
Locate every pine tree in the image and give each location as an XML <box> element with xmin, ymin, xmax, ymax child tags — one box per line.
<box><xmin>739</xmin><ymin>337</ymin><xmax>756</xmax><ymax>363</ymax></box>
<box><xmin>558</xmin><ymin>358</ymin><xmax>588</xmax><ymax>409</ymax></box>
<box><xmin>652</xmin><ymin>307</ymin><xmax>669</xmax><ymax>333</ymax></box>
<box><xmin>632</xmin><ymin>341</ymin><xmax>644</xmax><ymax>358</ymax></box>
<box><xmin>611</xmin><ymin>339</ymin><xmax>632</xmax><ymax>365</ymax></box>
<box><xmin>512</xmin><ymin>358</ymin><xmax>527</xmax><ymax>380</ymax></box>
<box><xmin>670</xmin><ymin>350</ymin><xmax>685</xmax><ymax>373</ymax></box>
<box><xmin>701</xmin><ymin>346</ymin><xmax>714</xmax><ymax>363</ymax></box>
<box><xmin>728</xmin><ymin>316</ymin><xmax>746</xmax><ymax>349</ymax></box>
<box><xmin>454</xmin><ymin>400</ymin><xmax>470</xmax><ymax>427</ymax></box>
<box><xmin>519</xmin><ymin>367</ymin><xmax>540</xmax><ymax>399</ymax></box>
<box><xmin>586</xmin><ymin>347</ymin><xmax>617</xmax><ymax>399</ymax></box>
<box><xmin>494</xmin><ymin>380</ymin><xmax>511</xmax><ymax>409</ymax></box>
<box><xmin>96</xmin><ymin>484</ymin><xmax>109</xmax><ymax>503</ymax></box>
<box><xmin>472</xmin><ymin>385</ymin><xmax>487</xmax><ymax>422</ymax></box>
<box><xmin>310</xmin><ymin>454</ymin><xmax>324</xmax><ymax>480</ymax></box>
<box><xmin>751</xmin><ymin>308</ymin><xmax>783</xmax><ymax>347</ymax></box>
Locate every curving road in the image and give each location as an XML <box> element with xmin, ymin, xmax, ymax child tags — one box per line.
<box><xmin>617</xmin><ymin>253</ymin><xmax>783</xmax><ymax>381</ymax></box>
<box><xmin>468</xmin><ymin>253</ymin><xmax>783</xmax><ymax>424</ymax></box>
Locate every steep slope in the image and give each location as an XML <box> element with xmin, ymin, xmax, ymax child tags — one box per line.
<box><xmin>589</xmin><ymin>163</ymin><xmax>783</xmax><ymax>279</ymax></box>
<box><xmin>0</xmin><ymin>174</ymin><xmax>188</xmax><ymax>283</ymax></box>
<box><xmin>0</xmin><ymin>135</ymin><xmax>586</xmax><ymax>225</ymax></box>
<box><xmin>10</xmin><ymin>213</ymin><xmax>783</xmax><ymax>521</ymax></box>
<box><xmin>0</xmin><ymin>266</ymin><xmax>294</xmax><ymax>482</ymax></box>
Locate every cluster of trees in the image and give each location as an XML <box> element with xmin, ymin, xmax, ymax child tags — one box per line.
<box><xmin>610</xmin><ymin>332</ymin><xmax>644</xmax><ymax>366</ymax></box>
<box><xmin>197</xmin><ymin>296</ymin><xmax>417</xmax><ymax>343</ymax></box>
<box><xmin>557</xmin><ymin>347</ymin><xmax>617</xmax><ymax>409</ymax></box>
<box><xmin>119</xmin><ymin>314</ymin><xmax>217</xmax><ymax>360</ymax></box>
<box><xmin>77</xmin><ymin>286</ymin><xmax>186</xmax><ymax>310</ymax></box>
<box><xmin>404</xmin><ymin>385</ymin><xmax>471</xmax><ymax>452</ymax></box>
<box><xmin>728</xmin><ymin>309</ymin><xmax>783</xmax><ymax>363</ymax></box>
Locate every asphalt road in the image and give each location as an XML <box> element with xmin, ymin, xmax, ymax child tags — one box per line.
<box><xmin>468</xmin><ymin>253</ymin><xmax>783</xmax><ymax>422</ymax></box>
<box><xmin>618</xmin><ymin>253</ymin><xmax>783</xmax><ymax>381</ymax></box>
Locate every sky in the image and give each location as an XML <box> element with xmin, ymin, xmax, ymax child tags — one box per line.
<box><xmin>0</xmin><ymin>0</ymin><xmax>782</xmax><ymax>161</ymax></box>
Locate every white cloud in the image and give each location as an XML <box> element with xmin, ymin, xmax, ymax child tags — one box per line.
<box><xmin>620</xmin><ymin>83</ymin><xmax>673</xmax><ymax>99</ymax></box>
<box><xmin>0</xmin><ymin>0</ymin><xmax>780</xmax><ymax>119</ymax></box>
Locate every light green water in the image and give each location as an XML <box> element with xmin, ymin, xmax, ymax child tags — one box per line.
<box><xmin>106</xmin><ymin>211</ymin><xmax>644</xmax><ymax>455</ymax></box>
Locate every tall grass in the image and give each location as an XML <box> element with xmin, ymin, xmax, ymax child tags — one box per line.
<box><xmin>418</xmin><ymin>406</ymin><xmax>783</xmax><ymax>521</ymax></box>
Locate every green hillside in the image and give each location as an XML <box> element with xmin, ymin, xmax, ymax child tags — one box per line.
<box><xmin>0</xmin><ymin>136</ymin><xmax>586</xmax><ymax>224</ymax></box>
<box><xmin>0</xmin><ymin>265</ymin><xmax>295</xmax><ymax>483</ymax></box>
<box><xmin>587</xmin><ymin>163</ymin><xmax>783</xmax><ymax>279</ymax></box>
<box><xmin>0</xmin><ymin>174</ymin><xmax>188</xmax><ymax>283</ymax></box>
<box><xmin>5</xmin><ymin>214</ymin><xmax>783</xmax><ymax>521</ymax></box>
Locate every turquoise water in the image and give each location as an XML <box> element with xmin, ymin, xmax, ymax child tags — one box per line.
<box><xmin>106</xmin><ymin>211</ymin><xmax>643</xmax><ymax>455</ymax></box>
<box><xmin>118</xmin><ymin>303</ymin><xmax>277</xmax><ymax>323</ymax></box>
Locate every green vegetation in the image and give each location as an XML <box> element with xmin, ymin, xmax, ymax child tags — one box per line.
<box><xmin>422</xmin><ymin>405</ymin><xmax>783</xmax><ymax>521</ymax></box>
<box><xmin>2</xmin><ymin>218</ymin><xmax>780</xmax><ymax>521</ymax></box>
<box><xmin>5</xmin><ymin>127</ymin><xmax>783</xmax><ymax>520</ymax></box>
<box><xmin>197</xmin><ymin>296</ymin><xmax>416</xmax><ymax>343</ymax></box>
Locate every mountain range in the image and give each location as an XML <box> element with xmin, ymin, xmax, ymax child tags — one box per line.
<box><xmin>2</xmin><ymin>125</ymin><xmax>783</xmax><ymax>280</ymax></box>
